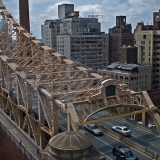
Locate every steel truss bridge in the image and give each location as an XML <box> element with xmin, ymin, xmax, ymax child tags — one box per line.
<box><xmin>0</xmin><ymin>0</ymin><xmax>160</xmax><ymax>149</ymax></box>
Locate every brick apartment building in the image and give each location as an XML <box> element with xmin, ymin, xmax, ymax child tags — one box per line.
<box><xmin>108</xmin><ymin>16</ymin><xmax>134</xmax><ymax>64</ymax></box>
<box><xmin>134</xmin><ymin>9</ymin><xmax>160</xmax><ymax>89</ymax></box>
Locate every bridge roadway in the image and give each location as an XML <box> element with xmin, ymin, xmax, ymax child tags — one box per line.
<box><xmin>0</xmin><ymin>109</ymin><xmax>40</xmax><ymax>160</ymax></box>
<box><xmin>91</xmin><ymin>110</ymin><xmax>160</xmax><ymax>155</ymax></box>
<box><xmin>59</xmin><ymin>111</ymin><xmax>160</xmax><ymax>160</ymax></box>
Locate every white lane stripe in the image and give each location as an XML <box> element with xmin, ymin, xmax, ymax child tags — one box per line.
<box><xmin>60</xmin><ymin>115</ymin><xmax>113</xmax><ymax>159</ymax></box>
<box><xmin>98</xmin><ymin>151</ymin><xmax>113</xmax><ymax>160</ymax></box>
<box><xmin>85</xmin><ymin>131</ymin><xmax>113</xmax><ymax>147</ymax></box>
<box><xmin>92</xmin><ymin>114</ymin><xmax>158</xmax><ymax>147</ymax></box>
<box><xmin>97</xmin><ymin>110</ymin><xmax>159</xmax><ymax>136</ymax></box>
<box><xmin>84</xmin><ymin>131</ymin><xmax>113</xmax><ymax>160</ymax></box>
<box><xmin>61</xmin><ymin>111</ymin><xmax>159</xmax><ymax>147</ymax></box>
<box><xmin>61</xmin><ymin>113</ymin><xmax>158</xmax><ymax>147</ymax></box>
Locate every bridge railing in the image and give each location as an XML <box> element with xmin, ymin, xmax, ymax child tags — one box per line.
<box><xmin>0</xmin><ymin>120</ymin><xmax>39</xmax><ymax>160</ymax></box>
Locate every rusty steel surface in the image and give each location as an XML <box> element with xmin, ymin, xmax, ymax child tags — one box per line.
<box><xmin>0</xmin><ymin>0</ymin><xmax>160</xmax><ymax>149</ymax></box>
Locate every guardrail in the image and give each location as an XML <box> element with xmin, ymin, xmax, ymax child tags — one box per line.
<box><xmin>0</xmin><ymin>120</ymin><xmax>39</xmax><ymax>160</ymax></box>
<box><xmin>105</xmin><ymin>110</ymin><xmax>160</xmax><ymax>135</ymax></box>
<box><xmin>125</xmin><ymin>117</ymin><xmax>160</xmax><ymax>136</ymax></box>
<box><xmin>97</xmin><ymin>124</ymin><xmax>160</xmax><ymax>160</ymax></box>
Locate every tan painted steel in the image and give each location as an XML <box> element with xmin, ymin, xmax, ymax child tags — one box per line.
<box><xmin>0</xmin><ymin>0</ymin><xmax>160</xmax><ymax>149</ymax></box>
<box><xmin>77</xmin><ymin>107</ymin><xmax>158</xmax><ymax>126</ymax></box>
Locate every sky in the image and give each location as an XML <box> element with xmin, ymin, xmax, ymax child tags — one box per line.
<box><xmin>3</xmin><ymin>0</ymin><xmax>160</xmax><ymax>39</ymax></box>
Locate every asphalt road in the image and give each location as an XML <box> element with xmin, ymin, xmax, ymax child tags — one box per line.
<box><xmin>90</xmin><ymin>110</ymin><xmax>160</xmax><ymax>155</ymax></box>
<box><xmin>58</xmin><ymin>113</ymin><xmax>151</xmax><ymax>160</ymax></box>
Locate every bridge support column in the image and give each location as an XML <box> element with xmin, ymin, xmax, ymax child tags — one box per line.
<box><xmin>40</xmin><ymin>128</ymin><xmax>46</xmax><ymax>149</ymax></box>
<box><xmin>18</xmin><ymin>109</ymin><xmax>24</xmax><ymax>128</ymax></box>
<box><xmin>67</xmin><ymin>112</ymin><xmax>71</xmax><ymax>131</ymax></box>
<box><xmin>142</xmin><ymin>112</ymin><xmax>148</xmax><ymax>126</ymax></box>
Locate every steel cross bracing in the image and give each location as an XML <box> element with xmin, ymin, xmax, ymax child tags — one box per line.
<box><xmin>0</xmin><ymin>0</ymin><xmax>160</xmax><ymax>149</ymax></box>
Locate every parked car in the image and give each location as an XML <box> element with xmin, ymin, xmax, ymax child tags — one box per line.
<box><xmin>112</xmin><ymin>145</ymin><xmax>139</xmax><ymax>160</ymax></box>
<box><xmin>84</xmin><ymin>124</ymin><xmax>103</xmax><ymax>136</ymax></box>
<box><xmin>112</xmin><ymin>126</ymin><xmax>131</xmax><ymax>136</ymax></box>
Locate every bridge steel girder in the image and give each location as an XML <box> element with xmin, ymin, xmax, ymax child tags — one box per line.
<box><xmin>0</xmin><ymin>0</ymin><xmax>160</xmax><ymax>150</ymax></box>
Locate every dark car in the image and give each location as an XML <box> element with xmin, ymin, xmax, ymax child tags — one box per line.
<box><xmin>112</xmin><ymin>145</ymin><xmax>139</xmax><ymax>160</ymax></box>
<box><xmin>84</xmin><ymin>124</ymin><xmax>103</xmax><ymax>136</ymax></box>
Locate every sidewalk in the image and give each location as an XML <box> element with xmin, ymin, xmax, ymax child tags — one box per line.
<box><xmin>0</xmin><ymin>110</ymin><xmax>40</xmax><ymax>160</ymax></box>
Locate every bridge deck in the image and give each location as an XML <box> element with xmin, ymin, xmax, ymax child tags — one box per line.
<box><xmin>0</xmin><ymin>110</ymin><xmax>40</xmax><ymax>160</ymax></box>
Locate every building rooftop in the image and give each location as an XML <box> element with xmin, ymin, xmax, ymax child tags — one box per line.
<box><xmin>99</xmin><ymin>62</ymin><xmax>151</xmax><ymax>74</ymax></box>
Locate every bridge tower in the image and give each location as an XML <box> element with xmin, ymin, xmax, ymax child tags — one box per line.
<box><xmin>19</xmin><ymin>0</ymin><xmax>30</xmax><ymax>33</ymax></box>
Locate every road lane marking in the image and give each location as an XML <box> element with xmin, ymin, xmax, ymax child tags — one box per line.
<box><xmin>92</xmin><ymin>114</ymin><xmax>160</xmax><ymax>147</ymax></box>
<box><xmin>84</xmin><ymin>131</ymin><xmax>113</xmax><ymax>160</ymax></box>
<box><xmin>105</xmin><ymin>132</ymin><xmax>151</xmax><ymax>159</ymax></box>
<box><xmin>97</xmin><ymin>110</ymin><xmax>160</xmax><ymax>136</ymax></box>
<box><xmin>60</xmin><ymin>114</ymin><xmax>149</xmax><ymax>159</ymax></box>
<box><xmin>84</xmin><ymin>131</ymin><xmax>113</xmax><ymax>147</ymax></box>
<box><xmin>98</xmin><ymin>151</ymin><xmax>113</xmax><ymax>160</ymax></box>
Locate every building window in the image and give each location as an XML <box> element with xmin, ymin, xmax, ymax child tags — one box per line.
<box><xmin>143</xmin><ymin>35</ymin><xmax>146</xmax><ymax>39</ymax></box>
<box><xmin>106</xmin><ymin>85</ymin><xmax>116</xmax><ymax>97</ymax></box>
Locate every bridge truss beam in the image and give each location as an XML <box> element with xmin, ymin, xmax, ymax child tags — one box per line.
<box><xmin>0</xmin><ymin>0</ymin><xmax>160</xmax><ymax>150</ymax></box>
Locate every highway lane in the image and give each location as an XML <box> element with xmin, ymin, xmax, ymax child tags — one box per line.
<box><xmin>90</xmin><ymin>110</ymin><xmax>160</xmax><ymax>154</ymax></box>
<box><xmin>58</xmin><ymin>114</ymin><xmax>150</xmax><ymax>160</ymax></box>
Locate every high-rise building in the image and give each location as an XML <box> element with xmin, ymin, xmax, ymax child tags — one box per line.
<box><xmin>58</xmin><ymin>4</ymin><xmax>74</xmax><ymax>19</ymax></box>
<box><xmin>19</xmin><ymin>0</ymin><xmax>30</xmax><ymax>33</ymax></box>
<box><xmin>41</xmin><ymin>20</ymin><xmax>61</xmax><ymax>50</ymax></box>
<box><xmin>41</xmin><ymin>4</ymin><xmax>108</xmax><ymax>70</ymax></box>
<box><xmin>108</xmin><ymin>16</ymin><xmax>134</xmax><ymax>64</ymax></box>
<box><xmin>57</xmin><ymin>4</ymin><xmax>107</xmax><ymax>71</ymax></box>
<box><xmin>41</xmin><ymin>4</ymin><xmax>78</xmax><ymax>51</ymax></box>
<box><xmin>134</xmin><ymin>9</ymin><xmax>160</xmax><ymax>89</ymax></box>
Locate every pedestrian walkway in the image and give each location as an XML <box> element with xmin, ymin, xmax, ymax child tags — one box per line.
<box><xmin>0</xmin><ymin>109</ymin><xmax>40</xmax><ymax>160</ymax></box>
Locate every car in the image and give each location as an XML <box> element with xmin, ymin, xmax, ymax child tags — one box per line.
<box><xmin>84</xmin><ymin>124</ymin><xmax>103</xmax><ymax>136</ymax></box>
<box><xmin>112</xmin><ymin>126</ymin><xmax>131</xmax><ymax>136</ymax></box>
<box><xmin>112</xmin><ymin>145</ymin><xmax>139</xmax><ymax>160</ymax></box>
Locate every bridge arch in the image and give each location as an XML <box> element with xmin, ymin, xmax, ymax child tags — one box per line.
<box><xmin>83</xmin><ymin>104</ymin><xmax>146</xmax><ymax>122</ymax></box>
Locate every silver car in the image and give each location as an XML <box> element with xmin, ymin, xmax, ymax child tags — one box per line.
<box><xmin>112</xmin><ymin>126</ymin><xmax>131</xmax><ymax>136</ymax></box>
<box><xmin>84</xmin><ymin>124</ymin><xmax>103</xmax><ymax>136</ymax></box>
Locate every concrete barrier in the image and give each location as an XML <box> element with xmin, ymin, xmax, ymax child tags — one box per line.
<box><xmin>157</xmin><ymin>154</ymin><xmax>160</xmax><ymax>160</ymax></box>
<box><xmin>97</xmin><ymin>124</ymin><xmax>159</xmax><ymax>159</ymax></box>
<box><xmin>135</xmin><ymin>143</ymin><xmax>146</xmax><ymax>153</ymax></box>
<box><xmin>145</xmin><ymin>148</ymin><xmax>154</xmax><ymax>157</ymax></box>
<box><xmin>153</xmin><ymin>152</ymin><xmax>158</xmax><ymax>159</ymax></box>
<box><xmin>122</xmin><ymin>137</ymin><xmax>135</xmax><ymax>146</ymax></box>
<box><xmin>107</xmin><ymin>129</ymin><xmax>119</xmax><ymax>140</ymax></box>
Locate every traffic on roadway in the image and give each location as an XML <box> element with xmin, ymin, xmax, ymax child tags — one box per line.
<box><xmin>58</xmin><ymin>112</ymin><xmax>154</xmax><ymax>160</ymax></box>
<box><xmin>90</xmin><ymin>110</ymin><xmax>160</xmax><ymax>155</ymax></box>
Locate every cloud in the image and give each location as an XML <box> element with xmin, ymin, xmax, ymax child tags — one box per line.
<box><xmin>76</xmin><ymin>4</ymin><xmax>102</xmax><ymax>15</ymax></box>
<box><xmin>3</xmin><ymin>0</ymin><xmax>160</xmax><ymax>38</ymax></box>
